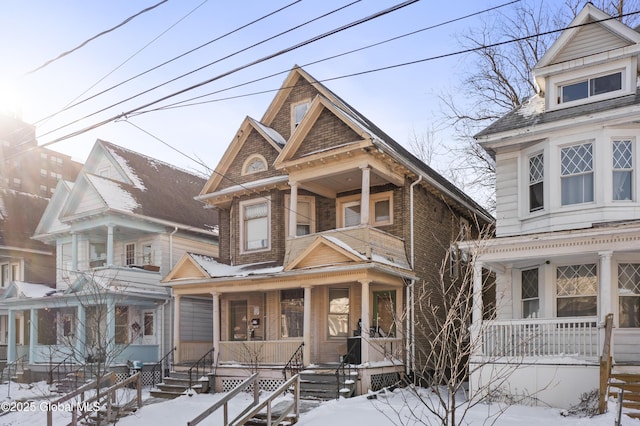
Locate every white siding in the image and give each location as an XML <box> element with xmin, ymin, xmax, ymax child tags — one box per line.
<box><xmin>552</xmin><ymin>23</ymin><xmax>631</xmax><ymax>64</ymax></box>
<box><xmin>494</xmin><ymin>156</ymin><xmax>519</xmax><ymax>237</ymax></box>
<box><xmin>613</xmin><ymin>330</ymin><xmax>640</xmax><ymax>362</ymax></box>
<box><xmin>73</xmin><ymin>188</ymin><xmax>106</xmax><ymax>215</ymax></box>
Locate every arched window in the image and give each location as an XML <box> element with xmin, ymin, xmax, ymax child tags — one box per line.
<box><xmin>242</xmin><ymin>155</ymin><xmax>267</xmax><ymax>175</ymax></box>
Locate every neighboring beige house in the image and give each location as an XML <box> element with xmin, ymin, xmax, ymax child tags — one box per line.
<box><xmin>469</xmin><ymin>4</ymin><xmax>640</xmax><ymax>409</ymax></box>
<box><xmin>162</xmin><ymin>66</ymin><xmax>492</xmax><ymax>395</ymax></box>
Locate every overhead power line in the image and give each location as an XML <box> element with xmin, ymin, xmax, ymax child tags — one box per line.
<box><xmin>37</xmin><ymin>0</ymin><xmax>418</xmax><ymax>147</ymax></box>
<box><xmin>33</xmin><ymin>0</ymin><xmax>303</xmax><ymax>125</ymax></box>
<box><xmin>25</xmin><ymin>0</ymin><xmax>169</xmax><ymax>75</ymax></box>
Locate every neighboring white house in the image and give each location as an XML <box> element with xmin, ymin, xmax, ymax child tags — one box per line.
<box><xmin>2</xmin><ymin>140</ymin><xmax>218</xmax><ymax>378</ymax></box>
<box><xmin>469</xmin><ymin>4</ymin><xmax>640</xmax><ymax>409</ymax></box>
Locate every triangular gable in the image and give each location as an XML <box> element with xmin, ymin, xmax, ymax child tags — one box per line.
<box><xmin>59</xmin><ymin>172</ymin><xmax>110</xmax><ymax>220</ymax></box>
<box><xmin>82</xmin><ymin>140</ymin><xmax>131</xmax><ymax>185</ymax></box>
<box><xmin>275</xmin><ymin>95</ymin><xmax>373</xmax><ymax>167</ymax></box>
<box><xmin>285</xmin><ymin>236</ymin><xmax>365</xmax><ymax>271</ymax></box>
<box><xmin>199</xmin><ymin>117</ymin><xmax>284</xmax><ymax>196</ymax></box>
<box><xmin>536</xmin><ymin>4</ymin><xmax>640</xmax><ymax>69</ymax></box>
<box><xmin>33</xmin><ymin>180</ymin><xmax>74</xmax><ymax>240</ymax></box>
<box><xmin>162</xmin><ymin>253</ymin><xmax>211</xmax><ymax>282</ymax></box>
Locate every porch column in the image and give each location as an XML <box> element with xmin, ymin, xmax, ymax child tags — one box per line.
<box><xmin>289</xmin><ymin>181</ymin><xmax>298</xmax><ymax>237</ymax></box>
<box><xmin>360</xmin><ymin>279</ymin><xmax>371</xmax><ymax>363</ymax></box>
<box><xmin>360</xmin><ymin>166</ymin><xmax>371</xmax><ymax>225</ymax></box>
<box><xmin>7</xmin><ymin>310</ymin><xmax>15</xmax><ymax>362</ymax></box>
<box><xmin>29</xmin><ymin>308</ymin><xmax>36</xmax><ymax>364</ymax></box>
<box><xmin>71</xmin><ymin>232</ymin><xmax>78</xmax><ymax>271</ymax></box>
<box><xmin>76</xmin><ymin>305</ymin><xmax>86</xmax><ymax>362</ymax></box>
<box><xmin>471</xmin><ymin>261</ymin><xmax>484</xmax><ymax>350</ymax></box>
<box><xmin>106</xmin><ymin>224</ymin><xmax>115</xmax><ymax>266</ymax></box>
<box><xmin>599</xmin><ymin>251</ymin><xmax>613</xmax><ymax>323</ymax></box>
<box><xmin>211</xmin><ymin>292</ymin><xmax>220</xmax><ymax>365</ymax></box>
<box><xmin>303</xmin><ymin>285</ymin><xmax>312</xmax><ymax>365</ymax></box>
<box><xmin>174</xmin><ymin>295</ymin><xmax>181</xmax><ymax>363</ymax></box>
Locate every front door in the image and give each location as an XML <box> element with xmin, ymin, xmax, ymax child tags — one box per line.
<box><xmin>230</xmin><ymin>300</ymin><xmax>248</xmax><ymax>341</ymax></box>
<box><xmin>142</xmin><ymin>310</ymin><xmax>155</xmax><ymax>345</ymax></box>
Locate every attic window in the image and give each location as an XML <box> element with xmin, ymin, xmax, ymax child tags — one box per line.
<box><xmin>292</xmin><ymin>101</ymin><xmax>310</xmax><ymax>131</ymax></box>
<box><xmin>558</xmin><ymin>71</ymin><xmax>622</xmax><ymax>104</ymax></box>
<box><xmin>242</xmin><ymin>154</ymin><xmax>267</xmax><ymax>175</ymax></box>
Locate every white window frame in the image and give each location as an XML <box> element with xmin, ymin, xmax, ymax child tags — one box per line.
<box><xmin>521</xmin><ymin>268</ymin><xmax>540</xmax><ymax>319</ymax></box>
<box><xmin>284</xmin><ymin>195</ymin><xmax>316</xmax><ymax>237</ymax></box>
<box><xmin>560</xmin><ymin>142</ymin><xmax>594</xmax><ymax>206</ymax></box>
<box><xmin>291</xmin><ymin>100</ymin><xmax>311</xmax><ymax>132</ymax></box>
<box><xmin>555</xmin><ymin>263</ymin><xmax>598</xmax><ymax>318</ymax></box>
<box><xmin>547</xmin><ymin>58</ymin><xmax>633</xmax><ymax>110</ymax></box>
<box><xmin>337</xmin><ymin>191</ymin><xmax>394</xmax><ymax>228</ymax></box>
<box><xmin>240</xmin><ymin>197</ymin><xmax>271</xmax><ymax>254</ymax></box>
<box><xmin>612</xmin><ymin>139</ymin><xmax>634</xmax><ymax>202</ymax></box>
<box><xmin>242</xmin><ymin>154</ymin><xmax>268</xmax><ymax>176</ymax></box>
<box><xmin>125</xmin><ymin>242</ymin><xmax>136</xmax><ymax>266</ymax></box>
<box><xmin>528</xmin><ymin>152</ymin><xmax>544</xmax><ymax>212</ymax></box>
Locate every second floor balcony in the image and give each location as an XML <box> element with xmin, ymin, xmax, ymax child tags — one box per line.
<box><xmin>284</xmin><ymin>225</ymin><xmax>410</xmax><ymax>271</ymax></box>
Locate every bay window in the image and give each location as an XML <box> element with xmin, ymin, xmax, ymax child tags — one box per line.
<box><xmin>529</xmin><ymin>153</ymin><xmax>544</xmax><ymax>212</ymax></box>
<box><xmin>561</xmin><ymin>143</ymin><xmax>593</xmax><ymax>205</ymax></box>
<box><xmin>613</xmin><ymin>140</ymin><xmax>633</xmax><ymax>201</ymax></box>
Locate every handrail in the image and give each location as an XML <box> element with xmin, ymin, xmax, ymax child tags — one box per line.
<box><xmin>598</xmin><ymin>313</ymin><xmax>614</xmax><ymax>414</ymax></box>
<box><xmin>187</xmin><ymin>373</ymin><xmax>259</xmax><ymax>426</ymax></box>
<box><xmin>282</xmin><ymin>342</ymin><xmax>304</xmax><ymax>380</ymax></box>
<box><xmin>46</xmin><ymin>372</ymin><xmax>115</xmax><ymax>426</ymax></box>
<box><xmin>71</xmin><ymin>372</ymin><xmax>142</xmax><ymax>425</ymax></box>
<box><xmin>48</xmin><ymin>354</ymin><xmax>75</xmax><ymax>385</ymax></box>
<box><xmin>188</xmin><ymin>346</ymin><xmax>215</xmax><ymax>391</ymax></box>
<box><xmin>1</xmin><ymin>354</ymin><xmax>25</xmax><ymax>384</ymax></box>
<box><xmin>151</xmin><ymin>346</ymin><xmax>176</xmax><ymax>389</ymax></box>
<box><xmin>335</xmin><ymin>342</ymin><xmax>360</xmax><ymax>399</ymax></box>
<box><xmin>231</xmin><ymin>374</ymin><xmax>300</xmax><ymax>426</ymax></box>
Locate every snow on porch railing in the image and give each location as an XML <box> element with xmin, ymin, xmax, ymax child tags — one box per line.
<box><xmin>482</xmin><ymin>317</ymin><xmax>599</xmax><ymax>358</ymax></box>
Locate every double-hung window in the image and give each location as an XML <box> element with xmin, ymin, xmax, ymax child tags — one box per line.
<box><xmin>125</xmin><ymin>243</ymin><xmax>136</xmax><ymax>266</ymax></box>
<box><xmin>556</xmin><ymin>264</ymin><xmax>597</xmax><ymax>317</ymax></box>
<box><xmin>561</xmin><ymin>143</ymin><xmax>594</xmax><ymax>205</ymax></box>
<box><xmin>328</xmin><ymin>288</ymin><xmax>349</xmax><ymax>338</ymax></box>
<box><xmin>613</xmin><ymin>140</ymin><xmax>633</xmax><ymax>201</ymax></box>
<box><xmin>529</xmin><ymin>153</ymin><xmax>544</xmax><ymax>212</ymax></box>
<box><xmin>292</xmin><ymin>101</ymin><xmax>310</xmax><ymax>130</ymax></box>
<box><xmin>618</xmin><ymin>264</ymin><xmax>640</xmax><ymax>328</ymax></box>
<box><xmin>281</xmin><ymin>289</ymin><xmax>304</xmax><ymax>338</ymax></box>
<box><xmin>521</xmin><ymin>268</ymin><xmax>540</xmax><ymax>319</ymax></box>
<box><xmin>241</xmin><ymin>199</ymin><xmax>270</xmax><ymax>252</ymax></box>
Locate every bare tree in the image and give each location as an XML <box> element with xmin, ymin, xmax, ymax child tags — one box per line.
<box><xmin>433</xmin><ymin>0</ymin><xmax>640</xmax><ymax>212</ymax></box>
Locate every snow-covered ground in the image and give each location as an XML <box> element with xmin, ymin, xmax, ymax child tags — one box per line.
<box><xmin>0</xmin><ymin>381</ymin><xmax>636</xmax><ymax>425</ymax></box>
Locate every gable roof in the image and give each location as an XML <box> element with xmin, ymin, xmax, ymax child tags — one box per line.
<box><xmin>42</xmin><ymin>140</ymin><xmax>218</xmax><ymax>235</ymax></box>
<box><xmin>199</xmin><ymin>117</ymin><xmax>284</xmax><ymax>196</ymax></box>
<box><xmin>535</xmin><ymin>3</ymin><xmax>640</xmax><ymax>70</ymax></box>
<box><xmin>271</xmin><ymin>67</ymin><xmax>492</xmax><ymax>222</ymax></box>
<box><xmin>0</xmin><ymin>189</ymin><xmax>52</xmax><ymax>253</ymax></box>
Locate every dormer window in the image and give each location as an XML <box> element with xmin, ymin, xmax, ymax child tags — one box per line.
<box><xmin>242</xmin><ymin>154</ymin><xmax>267</xmax><ymax>175</ymax></box>
<box><xmin>559</xmin><ymin>71</ymin><xmax>622</xmax><ymax>104</ymax></box>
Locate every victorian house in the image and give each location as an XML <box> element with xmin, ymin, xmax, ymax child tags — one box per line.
<box><xmin>469</xmin><ymin>4</ymin><xmax>640</xmax><ymax>410</ymax></box>
<box><xmin>2</xmin><ymin>140</ymin><xmax>218</xmax><ymax>379</ymax></box>
<box><xmin>162</xmin><ymin>66</ymin><xmax>492</xmax><ymax>394</ymax></box>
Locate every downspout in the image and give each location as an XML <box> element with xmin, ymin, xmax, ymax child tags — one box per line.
<box><xmin>409</xmin><ymin>175</ymin><xmax>422</xmax><ymax>378</ymax></box>
<box><xmin>168</xmin><ymin>226</ymin><xmax>178</xmax><ymax>362</ymax></box>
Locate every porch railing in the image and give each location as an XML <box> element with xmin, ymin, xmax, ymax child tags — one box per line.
<box><xmin>188</xmin><ymin>347</ymin><xmax>215</xmax><ymax>391</ymax></box>
<box><xmin>482</xmin><ymin>316</ymin><xmax>599</xmax><ymax>358</ymax></box>
<box><xmin>218</xmin><ymin>340</ymin><xmax>304</xmax><ymax>364</ymax></box>
<box><xmin>598</xmin><ymin>313</ymin><xmax>614</xmax><ymax>414</ymax></box>
<box><xmin>282</xmin><ymin>342</ymin><xmax>304</xmax><ymax>380</ymax></box>
<box><xmin>368</xmin><ymin>337</ymin><xmax>404</xmax><ymax>363</ymax></box>
<box><xmin>151</xmin><ymin>346</ymin><xmax>176</xmax><ymax>389</ymax></box>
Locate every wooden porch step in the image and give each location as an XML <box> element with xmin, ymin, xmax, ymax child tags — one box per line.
<box><xmin>610</xmin><ymin>373</ymin><xmax>640</xmax><ymax>383</ymax></box>
<box><xmin>609</xmin><ymin>383</ymin><xmax>640</xmax><ymax>393</ymax></box>
<box><xmin>610</xmin><ymin>391</ymin><xmax>640</xmax><ymax>402</ymax></box>
<box><xmin>245</xmin><ymin>400</ymin><xmax>297</xmax><ymax>426</ymax></box>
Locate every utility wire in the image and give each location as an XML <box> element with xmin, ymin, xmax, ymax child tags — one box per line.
<box><xmin>25</xmin><ymin>0</ymin><xmax>169</xmax><ymax>75</ymax></box>
<box><xmin>35</xmin><ymin>0</ymin><xmax>211</xmax><ymax>128</ymax></box>
<box><xmin>139</xmin><ymin>0</ymin><xmax>520</xmax><ymax>114</ymax></box>
<box><xmin>36</xmin><ymin>0</ymin><xmax>417</xmax><ymax>147</ymax></box>
<box><xmin>36</xmin><ymin>0</ymin><xmax>359</xmax><ymax>137</ymax></box>
<box><xmin>33</xmin><ymin>0</ymin><xmax>302</xmax><ymax>126</ymax></box>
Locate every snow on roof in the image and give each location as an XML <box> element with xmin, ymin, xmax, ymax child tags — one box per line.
<box><xmin>516</xmin><ymin>94</ymin><xmax>545</xmax><ymax>118</ymax></box>
<box><xmin>190</xmin><ymin>254</ymin><xmax>283</xmax><ymax>278</ymax></box>
<box><xmin>251</xmin><ymin>119</ymin><xmax>286</xmax><ymax>146</ymax></box>
<box><xmin>15</xmin><ymin>282</ymin><xmax>57</xmax><ymax>298</ymax></box>
<box><xmin>86</xmin><ymin>174</ymin><xmax>140</xmax><ymax>213</ymax></box>
<box><xmin>322</xmin><ymin>235</ymin><xmax>366</xmax><ymax>259</ymax></box>
<box><xmin>106</xmin><ymin>146</ymin><xmax>146</xmax><ymax>190</ymax></box>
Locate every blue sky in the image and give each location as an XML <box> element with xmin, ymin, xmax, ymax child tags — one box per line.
<box><xmin>0</xmin><ymin>0</ymin><xmax>517</xmax><ymax>178</ymax></box>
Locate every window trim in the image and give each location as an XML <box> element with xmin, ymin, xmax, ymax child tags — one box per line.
<box><xmin>125</xmin><ymin>242</ymin><xmax>136</xmax><ymax>266</ymax></box>
<box><xmin>555</xmin><ymin>263</ymin><xmax>598</xmax><ymax>318</ymax></box>
<box><xmin>337</xmin><ymin>191</ymin><xmax>394</xmax><ymax>228</ymax></box>
<box><xmin>558</xmin><ymin>71</ymin><xmax>623</xmax><ymax>104</ymax></box>
<box><xmin>327</xmin><ymin>287</ymin><xmax>350</xmax><ymax>339</ymax></box>
<box><xmin>291</xmin><ymin>99</ymin><xmax>311</xmax><ymax>132</ymax></box>
<box><xmin>521</xmin><ymin>268</ymin><xmax>540</xmax><ymax>319</ymax></box>
<box><xmin>560</xmin><ymin>142</ymin><xmax>594</xmax><ymax>206</ymax></box>
<box><xmin>528</xmin><ymin>152</ymin><xmax>544</xmax><ymax>213</ymax></box>
<box><xmin>239</xmin><ymin>197</ymin><xmax>271</xmax><ymax>254</ymax></box>
<box><xmin>242</xmin><ymin>154</ymin><xmax>268</xmax><ymax>176</ymax></box>
<box><xmin>280</xmin><ymin>289</ymin><xmax>304</xmax><ymax>338</ymax></box>
<box><xmin>284</xmin><ymin>195</ymin><xmax>316</xmax><ymax>237</ymax></box>
<box><xmin>612</xmin><ymin>139</ymin><xmax>634</xmax><ymax>202</ymax></box>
